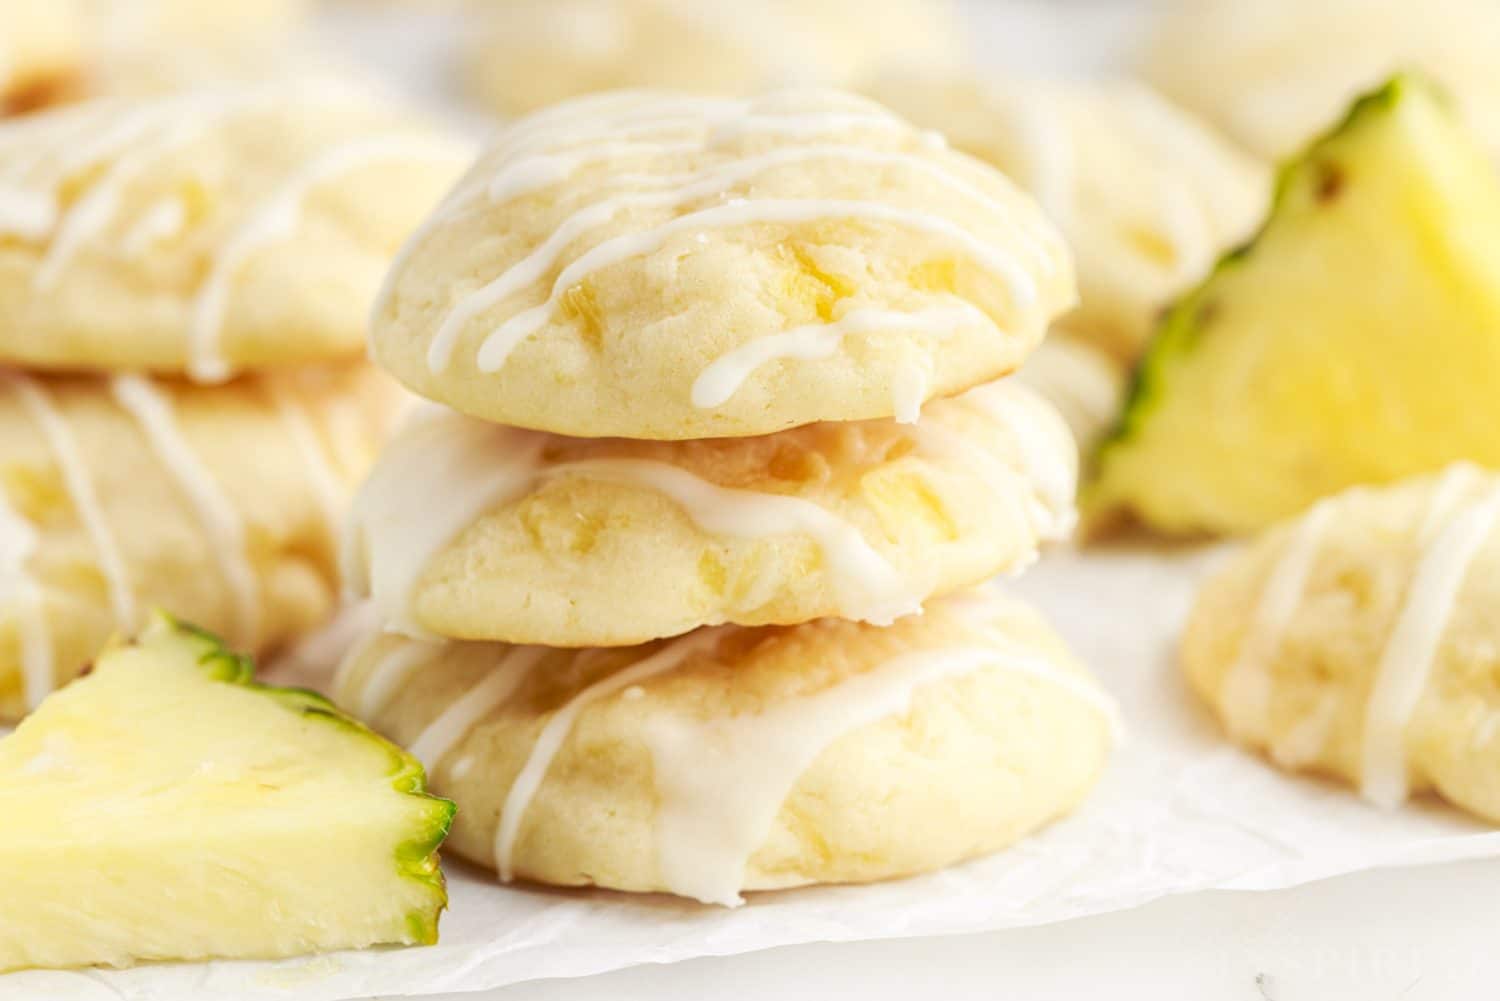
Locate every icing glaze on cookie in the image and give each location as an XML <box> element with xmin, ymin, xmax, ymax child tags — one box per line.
<box><xmin>109</xmin><ymin>374</ymin><xmax>260</xmax><ymax>647</ymax></box>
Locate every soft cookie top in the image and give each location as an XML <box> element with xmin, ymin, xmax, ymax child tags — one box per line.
<box><xmin>372</xmin><ymin>89</ymin><xmax>1075</xmax><ymax>440</ymax></box>
<box><xmin>868</xmin><ymin>71</ymin><xmax>1267</xmax><ymax>364</ymax></box>
<box><xmin>0</xmin><ymin>84</ymin><xmax>473</xmax><ymax>381</ymax></box>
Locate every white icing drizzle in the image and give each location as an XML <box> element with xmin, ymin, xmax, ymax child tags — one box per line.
<box><xmin>689</xmin><ymin>305</ymin><xmax>979</xmax><ymax>412</ymax></box>
<box><xmin>120</xmin><ymin>197</ymin><xmax>186</xmax><ymax>257</ymax></box>
<box><xmin>5</xmin><ymin>374</ymin><xmax>135</xmax><ymax>630</ymax></box>
<box><xmin>1218</xmin><ymin>500</ymin><xmax>1336</xmax><ymax>740</ymax></box>
<box><xmin>476</xmin><ymin>198</ymin><xmax>1037</xmax><ymax>374</ymax></box>
<box><xmin>551</xmin><ymin>457</ymin><xmax>916</xmax><ymax>624</ymax></box>
<box><xmin>0</xmin><ymin>491</ymin><xmax>51</xmax><ymax>711</ymax></box>
<box><xmin>352</xmin><ymin>634</ymin><xmax>446</xmax><ymax>720</ymax></box>
<box><xmin>1360</xmin><ymin>478</ymin><xmax>1500</xmax><ymax>809</ymax></box>
<box><xmin>492</xmin><ymin>628</ymin><xmax>728</xmax><ymax>881</ymax></box>
<box><xmin>341</xmin><ymin>411</ymin><xmax>546</xmax><ymax>638</ymax></box>
<box><xmin>346</xmin><ymin>409</ymin><xmax>915</xmax><ymax>634</ymax></box>
<box><xmin>188</xmin><ymin>134</ymin><xmax>466</xmax><ymax>383</ymax></box>
<box><xmin>410</xmin><ymin>646</ymin><xmax>546</xmax><ymax>776</ymax></box>
<box><xmin>265</xmin><ymin>378</ymin><xmax>346</xmax><ymax>542</ymax></box>
<box><xmin>109</xmin><ymin>374</ymin><xmax>260</xmax><ymax>647</ymax></box>
<box><xmin>960</xmin><ymin>381</ymin><xmax>1079</xmax><ymax>539</ymax></box>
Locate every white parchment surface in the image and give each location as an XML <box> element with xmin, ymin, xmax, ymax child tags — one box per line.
<box><xmin>7</xmin><ymin>546</ymin><xmax>1500</xmax><ymax>1001</ymax></box>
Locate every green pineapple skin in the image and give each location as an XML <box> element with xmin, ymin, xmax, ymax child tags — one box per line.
<box><xmin>0</xmin><ymin>613</ymin><xmax>456</xmax><ymax>972</ymax></box>
<box><xmin>1086</xmin><ymin>74</ymin><xmax>1500</xmax><ymax>535</ymax></box>
<box><xmin>165</xmin><ymin>615</ymin><xmax>456</xmax><ymax>943</ymax></box>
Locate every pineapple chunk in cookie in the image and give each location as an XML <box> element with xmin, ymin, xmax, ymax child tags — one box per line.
<box><xmin>1089</xmin><ymin>75</ymin><xmax>1500</xmax><ymax>536</ymax></box>
<box><xmin>0</xmin><ymin>614</ymin><xmax>452</xmax><ymax>973</ymax></box>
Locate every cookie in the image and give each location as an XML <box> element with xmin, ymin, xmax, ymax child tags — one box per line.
<box><xmin>334</xmin><ymin>589</ymin><xmax>1118</xmax><ymax>904</ymax></box>
<box><xmin>0</xmin><ymin>85</ymin><xmax>472</xmax><ymax>380</ymax></box>
<box><xmin>372</xmin><ymin>89</ymin><xmax>1074</xmax><ymax>439</ymax></box>
<box><xmin>1015</xmin><ymin>334</ymin><xmax>1125</xmax><ymax>452</ymax></box>
<box><xmin>0</xmin><ymin>1</ymin><xmax>84</xmax><ymax>115</ymax></box>
<box><xmin>0</xmin><ymin>364</ymin><xmax>404</xmax><ymax>721</ymax></box>
<box><xmin>465</xmin><ymin>0</ymin><xmax>963</xmax><ymax>118</ymax></box>
<box><xmin>1183</xmin><ymin>465</ymin><xmax>1500</xmax><ymax>822</ymax></box>
<box><xmin>1140</xmin><ymin>0</ymin><xmax>1500</xmax><ymax>162</ymax></box>
<box><xmin>342</xmin><ymin>379</ymin><xmax>1077</xmax><ymax>647</ymax></box>
<box><xmin>867</xmin><ymin>71</ymin><xmax>1266</xmax><ymax>363</ymax></box>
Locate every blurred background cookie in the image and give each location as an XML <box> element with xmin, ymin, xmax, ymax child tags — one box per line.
<box><xmin>335</xmin><ymin>589</ymin><xmax>1117</xmax><ymax>904</ymax></box>
<box><xmin>1139</xmin><ymin>0</ymin><xmax>1500</xmax><ymax>163</ymax></box>
<box><xmin>868</xmin><ymin>70</ymin><xmax>1267</xmax><ymax>366</ymax></box>
<box><xmin>0</xmin><ymin>365</ymin><xmax>401</xmax><ymax>721</ymax></box>
<box><xmin>0</xmin><ymin>85</ymin><xmax>471</xmax><ymax>381</ymax></box>
<box><xmin>462</xmin><ymin>0</ymin><xmax>963</xmax><ymax>118</ymax></box>
<box><xmin>1183</xmin><ymin>465</ymin><xmax>1500</xmax><ymax>824</ymax></box>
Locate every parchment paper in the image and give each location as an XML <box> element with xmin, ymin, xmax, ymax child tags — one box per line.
<box><xmin>7</xmin><ymin>546</ymin><xmax>1500</xmax><ymax>1001</ymax></box>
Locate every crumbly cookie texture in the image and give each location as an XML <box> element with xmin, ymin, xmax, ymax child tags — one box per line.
<box><xmin>0</xmin><ymin>85</ymin><xmax>472</xmax><ymax>381</ymax></box>
<box><xmin>1183</xmin><ymin>465</ymin><xmax>1500</xmax><ymax>822</ymax></box>
<box><xmin>342</xmin><ymin>380</ymin><xmax>1077</xmax><ymax>647</ymax></box>
<box><xmin>465</xmin><ymin>0</ymin><xmax>963</xmax><ymax>117</ymax></box>
<box><xmin>372</xmin><ymin>89</ymin><xmax>1075</xmax><ymax>439</ymax></box>
<box><xmin>867</xmin><ymin>70</ymin><xmax>1267</xmax><ymax>363</ymax></box>
<box><xmin>1139</xmin><ymin>0</ymin><xmax>1500</xmax><ymax>162</ymax></box>
<box><xmin>0</xmin><ymin>364</ymin><xmax>406</xmax><ymax>722</ymax></box>
<box><xmin>335</xmin><ymin>589</ymin><xmax>1118</xmax><ymax>905</ymax></box>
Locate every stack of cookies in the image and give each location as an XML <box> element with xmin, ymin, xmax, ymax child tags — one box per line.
<box><xmin>337</xmin><ymin>90</ymin><xmax>1119</xmax><ymax>905</ymax></box>
<box><xmin>0</xmin><ymin>83</ymin><xmax>471</xmax><ymax>720</ymax></box>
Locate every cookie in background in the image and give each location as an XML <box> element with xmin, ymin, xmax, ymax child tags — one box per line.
<box><xmin>1</xmin><ymin>0</ymin><xmax>311</xmax><ymax>116</ymax></box>
<box><xmin>0</xmin><ymin>83</ymin><xmax>473</xmax><ymax>381</ymax></box>
<box><xmin>0</xmin><ymin>366</ymin><xmax>404</xmax><ymax>722</ymax></box>
<box><xmin>1139</xmin><ymin>0</ymin><xmax>1500</xmax><ymax>163</ymax></box>
<box><xmin>1183</xmin><ymin>465</ymin><xmax>1500</xmax><ymax>826</ymax></box>
<box><xmin>463</xmin><ymin>0</ymin><xmax>964</xmax><ymax>118</ymax></box>
<box><xmin>0</xmin><ymin>0</ymin><xmax>85</xmax><ymax>114</ymax></box>
<box><xmin>866</xmin><ymin>69</ymin><xmax>1267</xmax><ymax>368</ymax></box>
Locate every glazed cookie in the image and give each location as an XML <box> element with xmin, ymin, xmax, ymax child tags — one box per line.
<box><xmin>1015</xmin><ymin>334</ymin><xmax>1126</xmax><ymax>453</ymax></box>
<box><xmin>465</xmin><ymin>0</ymin><xmax>963</xmax><ymax>118</ymax></box>
<box><xmin>0</xmin><ymin>86</ymin><xmax>472</xmax><ymax>381</ymax></box>
<box><xmin>372</xmin><ymin>89</ymin><xmax>1075</xmax><ymax>439</ymax></box>
<box><xmin>0</xmin><ymin>1</ymin><xmax>83</xmax><ymax>115</ymax></box>
<box><xmin>343</xmin><ymin>379</ymin><xmax>1075</xmax><ymax>647</ymax></box>
<box><xmin>867</xmin><ymin>72</ymin><xmax>1266</xmax><ymax>363</ymax></box>
<box><xmin>335</xmin><ymin>589</ymin><xmax>1118</xmax><ymax>904</ymax></box>
<box><xmin>1140</xmin><ymin>0</ymin><xmax>1500</xmax><ymax>162</ymax></box>
<box><xmin>1183</xmin><ymin>465</ymin><xmax>1500</xmax><ymax>822</ymax></box>
<box><xmin>0</xmin><ymin>364</ymin><xmax>403</xmax><ymax>722</ymax></box>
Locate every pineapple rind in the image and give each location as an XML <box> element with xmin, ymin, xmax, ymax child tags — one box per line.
<box><xmin>0</xmin><ymin>613</ymin><xmax>456</xmax><ymax>971</ymax></box>
<box><xmin>153</xmin><ymin>613</ymin><xmax>457</xmax><ymax>945</ymax></box>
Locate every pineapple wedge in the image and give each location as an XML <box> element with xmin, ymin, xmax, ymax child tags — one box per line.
<box><xmin>0</xmin><ymin>614</ymin><xmax>454</xmax><ymax>973</ymax></box>
<box><xmin>1087</xmin><ymin>75</ymin><xmax>1500</xmax><ymax>535</ymax></box>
